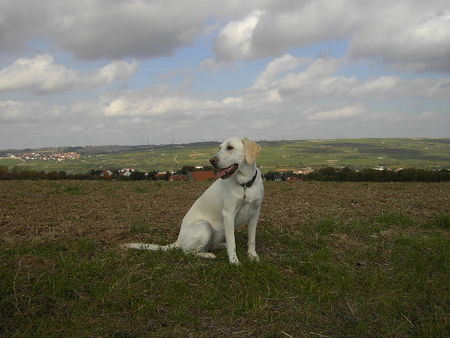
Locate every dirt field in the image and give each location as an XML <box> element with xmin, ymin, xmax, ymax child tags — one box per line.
<box><xmin>1</xmin><ymin>180</ymin><xmax>449</xmax><ymax>247</ymax></box>
<box><xmin>1</xmin><ymin>180</ymin><xmax>449</xmax><ymax>336</ymax></box>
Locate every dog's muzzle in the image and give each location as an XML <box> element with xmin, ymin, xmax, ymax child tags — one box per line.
<box><xmin>210</xmin><ymin>156</ymin><xmax>238</xmax><ymax>179</ymax></box>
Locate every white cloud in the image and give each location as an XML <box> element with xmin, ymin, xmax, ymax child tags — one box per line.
<box><xmin>253</xmin><ymin>54</ymin><xmax>308</xmax><ymax>89</ymax></box>
<box><xmin>0</xmin><ymin>100</ymin><xmax>62</xmax><ymax>122</ymax></box>
<box><xmin>249</xmin><ymin>56</ymin><xmax>350</xmax><ymax>100</ymax></box>
<box><xmin>0</xmin><ymin>54</ymin><xmax>137</xmax><ymax>94</ymax></box>
<box><xmin>101</xmin><ymin>88</ymin><xmax>233</xmax><ymax>119</ymax></box>
<box><xmin>103</xmin><ymin>95</ymin><xmax>196</xmax><ymax>117</ymax></box>
<box><xmin>349</xmin><ymin>5</ymin><xmax>450</xmax><ymax>72</ymax></box>
<box><xmin>1</xmin><ymin>83</ymin><xmax>448</xmax><ymax>149</ymax></box>
<box><xmin>222</xmin><ymin>96</ymin><xmax>243</xmax><ymax>105</ymax></box>
<box><xmin>0</xmin><ymin>0</ymin><xmax>208</xmax><ymax>60</ymax></box>
<box><xmin>0</xmin><ymin>0</ymin><xmax>267</xmax><ymax>61</ymax></box>
<box><xmin>48</xmin><ymin>1</ymin><xmax>208</xmax><ymax>60</ymax></box>
<box><xmin>215</xmin><ymin>2</ymin><xmax>355</xmax><ymax>61</ymax></box>
<box><xmin>214</xmin><ymin>0</ymin><xmax>450</xmax><ymax>73</ymax></box>
<box><xmin>247</xmin><ymin>55</ymin><xmax>450</xmax><ymax>102</ymax></box>
<box><xmin>1</xmin><ymin>1</ymin><xmax>448</xmax><ymax>74</ymax></box>
<box><xmin>351</xmin><ymin>76</ymin><xmax>401</xmax><ymax>96</ymax></box>
<box><xmin>308</xmin><ymin>104</ymin><xmax>365</xmax><ymax>121</ymax></box>
<box><xmin>214</xmin><ymin>10</ymin><xmax>265</xmax><ymax>60</ymax></box>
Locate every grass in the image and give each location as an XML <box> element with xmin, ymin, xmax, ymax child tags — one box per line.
<box><xmin>63</xmin><ymin>185</ymin><xmax>85</xmax><ymax>195</ymax></box>
<box><xmin>1</xmin><ymin>180</ymin><xmax>448</xmax><ymax>336</ymax></box>
<box><xmin>1</xmin><ymin>214</ymin><xmax>448</xmax><ymax>336</ymax></box>
<box><xmin>430</xmin><ymin>213</ymin><xmax>450</xmax><ymax>230</ymax></box>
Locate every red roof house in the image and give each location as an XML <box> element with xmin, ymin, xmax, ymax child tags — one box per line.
<box><xmin>169</xmin><ymin>174</ymin><xmax>188</xmax><ymax>181</ymax></box>
<box><xmin>189</xmin><ymin>171</ymin><xmax>216</xmax><ymax>181</ymax></box>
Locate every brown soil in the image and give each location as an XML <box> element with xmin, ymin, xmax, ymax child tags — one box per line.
<box><xmin>1</xmin><ymin>180</ymin><xmax>449</xmax><ymax>247</ymax></box>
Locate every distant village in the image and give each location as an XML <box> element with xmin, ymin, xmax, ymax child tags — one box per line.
<box><xmin>6</xmin><ymin>152</ymin><xmax>81</xmax><ymax>161</ymax></box>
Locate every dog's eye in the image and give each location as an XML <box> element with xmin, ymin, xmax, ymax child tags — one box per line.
<box><xmin>227</xmin><ymin>145</ymin><xmax>234</xmax><ymax>151</ymax></box>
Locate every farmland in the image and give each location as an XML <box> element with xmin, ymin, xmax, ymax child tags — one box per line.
<box><xmin>1</xmin><ymin>180</ymin><xmax>449</xmax><ymax>336</ymax></box>
<box><xmin>1</xmin><ymin>138</ymin><xmax>449</xmax><ymax>173</ymax></box>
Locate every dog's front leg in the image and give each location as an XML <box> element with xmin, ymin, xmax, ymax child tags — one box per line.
<box><xmin>247</xmin><ymin>207</ymin><xmax>261</xmax><ymax>261</ymax></box>
<box><xmin>222</xmin><ymin>209</ymin><xmax>240</xmax><ymax>265</ymax></box>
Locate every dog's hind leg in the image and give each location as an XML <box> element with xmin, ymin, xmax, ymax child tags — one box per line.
<box><xmin>210</xmin><ymin>230</ymin><xmax>226</xmax><ymax>250</ymax></box>
<box><xmin>178</xmin><ymin>221</ymin><xmax>214</xmax><ymax>255</ymax></box>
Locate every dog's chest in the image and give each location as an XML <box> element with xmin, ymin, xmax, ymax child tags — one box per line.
<box><xmin>234</xmin><ymin>199</ymin><xmax>259</xmax><ymax>226</ymax></box>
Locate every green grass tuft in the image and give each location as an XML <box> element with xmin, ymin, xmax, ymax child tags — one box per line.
<box><xmin>64</xmin><ymin>185</ymin><xmax>84</xmax><ymax>195</ymax></box>
<box><xmin>376</xmin><ymin>212</ymin><xmax>417</xmax><ymax>228</ymax></box>
<box><xmin>429</xmin><ymin>213</ymin><xmax>450</xmax><ymax>230</ymax></box>
<box><xmin>314</xmin><ymin>216</ymin><xmax>338</xmax><ymax>235</ymax></box>
<box><xmin>134</xmin><ymin>186</ymin><xmax>150</xmax><ymax>193</ymax></box>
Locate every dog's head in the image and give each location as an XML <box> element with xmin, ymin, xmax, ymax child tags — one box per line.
<box><xmin>209</xmin><ymin>137</ymin><xmax>261</xmax><ymax>179</ymax></box>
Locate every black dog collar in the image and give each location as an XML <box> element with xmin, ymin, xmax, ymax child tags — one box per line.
<box><xmin>241</xmin><ymin>169</ymin><xmax>258</xmax><ymax>188</ymax></box>
<box><xmin>240</xmin><ymin>170</ymin><xmax>259</xmax><ymax>200</ymax></box>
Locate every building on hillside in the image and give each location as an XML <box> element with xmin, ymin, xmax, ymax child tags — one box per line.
<box><xmin>119</xmin><ymin>168</ymin><xmax>135</xmax><ymax>176</ymax></box>
<box><xmin>155</xmin><ymin>172</ymin><xmax>169</xmax><ymax>180</ymax></box>
<box><xmin>294</xmin><ymin>167</ymin><xmax>313</xmax><ymax>175</ymax></box>
<box><xmin>100</xmin><ymin>170</ymin><xmax>112</xmax><ymax>177</ymax></box>
<box><xmin>286</xmin><ymin>177</ymin><xmax>303</xmax><ymax>182</ymax></box>
<box><xmin>188</xmin><ymin>170</ymin><xmax>216</xmax><ymax>181</ymax></box>
<box><xmin>169</xmin><ymin>174</ymin><xmax>188</xmax><ymax>181</ymax></box>
<box><xmin>374</xmin><ymin>166</ymin><xmax>392</xmax><ymax>171</ymax></box>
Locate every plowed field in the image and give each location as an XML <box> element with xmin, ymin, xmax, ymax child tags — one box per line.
<box><xmin>1</xmin><ymin>180</ymin><xmax>448</xmax><ymax>246</ymax></box>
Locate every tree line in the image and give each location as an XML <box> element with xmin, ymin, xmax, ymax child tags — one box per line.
<box><xmin>0</xmin><ymin>165</ymin><xmax>212</xmax><ymax>181</ymax></box>
<box><xmin>1</xmin><ymin>165</ymin><xmax>449</xmax><ymax>182</ymax></box>
<box><xmin>265</xmin><ymin>167</ymin><xmax>450</xmax><ymax>182</ymax></box>
<box><xmin>0</xmin><ymin>167</ymin><xmax>161</xmax><ymax>181</ymax></box>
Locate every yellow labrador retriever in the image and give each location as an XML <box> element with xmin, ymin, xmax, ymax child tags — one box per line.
<box><xmin>122</xmin><ymin>137</ymin><xmax>263</xmax><ymax>265</ymax></box>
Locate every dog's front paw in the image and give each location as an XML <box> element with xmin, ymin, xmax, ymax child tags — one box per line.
<box><xmin>247</xmin><ymin>251</ymin><xmax>260</xmax><ymax>262</ymax></box>
<box><xmin>229</xmin><ymin>253</ymin><xmax>240</xmax><ymax>265</ymax></box>
<box><xmin>196</xmin><ymin>252</ymin><xmax>216</xmax><ymax>259</ymax></box>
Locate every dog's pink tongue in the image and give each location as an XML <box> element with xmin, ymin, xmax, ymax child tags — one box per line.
<box><xmin>216</xmin><ymin>169</ymin><xmax>226</xmax><ymax>178</ymax></box>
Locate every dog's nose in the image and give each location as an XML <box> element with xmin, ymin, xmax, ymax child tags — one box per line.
<box><xmin>209</xmin><ymin>157</ymin><xmax>218</xmax><ymax>168</ymax></box>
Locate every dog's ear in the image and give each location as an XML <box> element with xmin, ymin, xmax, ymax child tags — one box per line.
<box><xmin>242</xmin><ymin>138</ymin><xmax>261</xmax><ymax>164</ymax></box>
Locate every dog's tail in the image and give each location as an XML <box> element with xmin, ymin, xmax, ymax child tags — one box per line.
<box><xmin>120</xmin><ymin>241</ymin><xmax>179</xmax><ymax>251</ymax></box>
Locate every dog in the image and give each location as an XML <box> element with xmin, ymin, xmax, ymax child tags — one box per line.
<box><xmin>122</xmin><ymin>137</ymin><xmax>264</xmax><ymax>265</ymax></box>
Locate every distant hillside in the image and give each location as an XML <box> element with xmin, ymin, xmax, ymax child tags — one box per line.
<box><xmin>0</xmin><ymin>141</ymin><xmax>220</xmax><ymax>156</ymax></box>
<box><xmin>1</xmin><ymin>138</ymin><xmax>449</xmax><ymax>173</ymax></box>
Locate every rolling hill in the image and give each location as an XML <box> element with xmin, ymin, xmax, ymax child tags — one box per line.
<box><xmin>0</xmin><ymin>138</ymin><xmax>449</xmax><ymax>173</ymax></box>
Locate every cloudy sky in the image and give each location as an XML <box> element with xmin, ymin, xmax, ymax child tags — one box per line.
<box><xmin>1</xmin><ymin>0</ymin><xmax>449</xmax><ymax>149</ymax></box>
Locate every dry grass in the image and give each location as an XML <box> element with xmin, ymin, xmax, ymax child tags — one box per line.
<box><xmin>0</xmin><ymin>180</ymin><xmax>449</xmax><ymax>336</ymax></box>
<box><xmin>1</xmin><ymin>180</ymin><xmax>448</xmax><ymax>246</ymax></box>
